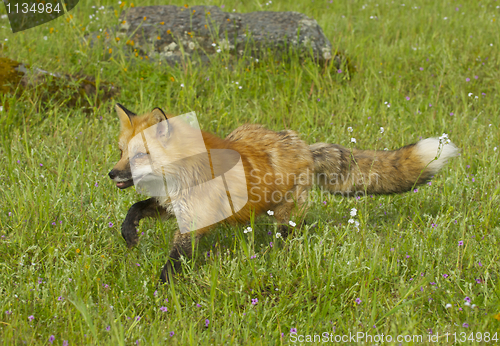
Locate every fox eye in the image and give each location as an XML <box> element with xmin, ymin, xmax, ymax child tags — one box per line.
<box><xmin>133</xmin><ymin>152</ymin><xmax>147</xmax><ymax>160</ymax></box>
<box><xmin>119</xmin><ymin>149</ymin><xmax>123</xmax><ymax>158</ymax></box>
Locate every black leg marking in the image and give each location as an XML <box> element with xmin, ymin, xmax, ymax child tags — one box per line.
<box><xmin>121</xmin><ymin>198</ymin><xmax>169</xmax><ymax>248</ymax></box>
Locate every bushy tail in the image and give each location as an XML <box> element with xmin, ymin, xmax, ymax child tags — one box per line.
<box><xmin>310</xmin><ymin>138</ymin><xmax>459</xmax><ymax>195</ymax></box>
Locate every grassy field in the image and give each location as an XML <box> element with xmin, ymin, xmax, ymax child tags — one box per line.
<box><xmin>1</xmin><ymin>0</ymin><xmax>500</xmax><ymax>344</ymax></box>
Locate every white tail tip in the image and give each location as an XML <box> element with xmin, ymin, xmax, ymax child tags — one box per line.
<box><xmin>416</xmin><ymin>137</ymin><xmax>459</xmax><ymax>174</ymax></box>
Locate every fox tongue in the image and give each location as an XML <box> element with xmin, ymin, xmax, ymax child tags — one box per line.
<box><xmin>116</xmin><ymin>180</ymin><xmax>134</xmax><ymax>189</ymax></box>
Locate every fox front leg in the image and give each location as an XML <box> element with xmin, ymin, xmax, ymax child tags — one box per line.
<box><xmin>160</xmin><ymin>231</ymin><xmax>201</xmax><ymax>284</ymax></box>
<box><xmin>122</xmin><ymin>198</ymin><xmax>171</xmax><ymax>248</ymax></box>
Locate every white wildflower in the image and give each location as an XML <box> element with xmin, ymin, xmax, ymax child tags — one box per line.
<box><xmin>276</xmin><ymin>232</ymin><xmax>282</xmax><ymax>238</ymax></box>
<box><xmin>347</xmin><ymin>126</ymin><xmax>353</xmax><ymax>132</ymax></box>
<box><xmin>350</xmin><ymin>208</ymin><xmax>357</xmax><ymax>217</ymax></box>
<box><xmin>380</xmin><ymin>127</ymin><xmax>384</xmax><ymax>133</ymax></box>
<box><xmin>351</xmin><ymin>138</ymin><xmax>356</xmax><ymax>143</ymax></box>
<box><xmin>244</xmin><ymin>226</ymin><xmax>252</xmax><ymax>233</ymax></box>
<box><xmin>445</xmin><ymin>304</ymin><xmax>452</xmax><ymax>309</ymax></box>
<box><xmin>348</xmin><ymin>219</ymin><xmax>355</xmax><ymax>224</ymax></box>
<box><xmin>439</xmin><ymin>133</ymin><xmax>451</xmax><ymax>145</ymax></box>
<box><xmin>267</xmin><ymin>210</ymin><xmax>274</xmax><ymax>216</ymax></box>
<box><xmin>289</xmin><ymin>221</ymin><xmax>296</xmax><ymax>227</ymax></box>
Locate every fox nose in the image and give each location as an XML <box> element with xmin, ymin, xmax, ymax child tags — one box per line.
<box><xmin>108</xmin><ymin>170</ymin><xmax>117</xmax><ymax>180</ymax></box>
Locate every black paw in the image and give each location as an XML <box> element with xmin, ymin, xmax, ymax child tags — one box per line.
<box><xmin>121</xmin><ymin>223</ymin><xmax>139</xmax><ymax>248</ymax></box>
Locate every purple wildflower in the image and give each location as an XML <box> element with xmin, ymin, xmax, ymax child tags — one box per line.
<box><xmin>106</xmin><ymin>326</ymin><xmax>110</xmax><ymax>331</ymax></box>
<box><xmin>458</xmin><ymin>240</ymin><xmax>464</xmax><ymax>246</ymax></box>
<box><xmin>464</xmin><ymin>297</ymin><xmax>471</xmax><ymax>303</ymax></box>
<box><xmin>290</xmin><ymin>327</ymin><xmax>297</xmax><ymax>334</ymax></box>
<box><xmin>63</xmin><ymin>341</ymin><xmax>68</xmax><ymax>346</ymax></box>
<box><xmin>58</xmin><ymin>296</ymin><xmax>64</xmax><ymax>301</ymax></box>
<box><xmin>337</xmin><ymin>69</ymin><xmax>342</xmax><ymax>73</ymax></box>
<box><xmin>442</xmin><ymin>274</ymin><xmax>449</xmax><ymax>278</ymax></box>
<box><xmin>108</xmin><ymin>222</ymin><xmax>113</xmax><ymax>227</ymax></box>
<box><xmin>160</xmin><ymin>306</ymin><xmax>168</xmax><ymax>312</ymax></box>
<box><xmin>196</xmin><ymin>304</ymin><xmax>201</xmax><ymax>307</ymax></box>
<box><xmin>355</xmin><ymin>298</ymin><xmax>362</xmax><ymax>305</ymax></box>
<box><xmin>205</xmin><ymin>319</ymin><xmax>210</xmax><ymax>327</ymax></box>
<box><xmin>463</xmin><ymin>323</ymin><xmax>469</xmax><ymax>328</ymax></box>
<box><xmin>28</xmin><ymin>315</ymin><xmax>34</xmax><ymax>321</ymax></box>
<box><xmin>251</xmin><ymin>298</ymin><xmax>258</xmax><ymax>305</ymax></box>
<box><xmin>169</xmin><ymin>331</ymin><xmax>175</xmax><ymax>337</ymax></box>
<box><xmin>49</xmin><ymin>336</ymin><xmax>55</xmax><ymax>344</ymax></box>
<box><xmin>406</xmin><ymin>96</ymin><xmax>410</xmax><ymax>101</ymax></box>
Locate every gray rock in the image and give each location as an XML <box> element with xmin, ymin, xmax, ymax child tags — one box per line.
<box><xmin>107</xmin><ymin>5</ymin><xmax>337</xmax><ymax>66</ymax></box>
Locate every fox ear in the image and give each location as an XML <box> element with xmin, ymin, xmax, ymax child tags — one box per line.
<box><xmin>151</xmin><ymin>107</ymin><xmax>168</xmax><ymax>122</ymax></box>
<box><xmin>152</xmin><ymin>108</ymin><xmax>170</xmax><ymax>138</ymax></box>
<box><xmin>115</xmin><ymin>103</ymin><xmax>136</xmax><ymax>128</ymax></box>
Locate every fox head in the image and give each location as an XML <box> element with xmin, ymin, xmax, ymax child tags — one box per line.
<box><xmin>108</xmin><ymin>104</ymin><xmax>211</xmax><ymax>196</ymax></box>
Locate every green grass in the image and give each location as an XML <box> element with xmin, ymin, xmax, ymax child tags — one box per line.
<box><xmin>1</xmin><ymin>0</ymin><xmax>500</xmax><ymax>344</ymax></box>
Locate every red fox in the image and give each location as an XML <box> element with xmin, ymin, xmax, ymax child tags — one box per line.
<box><xmin>109</xmin><ymin>104</ymin><xmax>459</xmax><ymax>283</ymax></box>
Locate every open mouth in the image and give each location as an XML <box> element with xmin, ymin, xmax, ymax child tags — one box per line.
<box><xmin>116</xmin><ymin>179</ymin><xmax>134</xmax><ymax>189</ymax></box>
